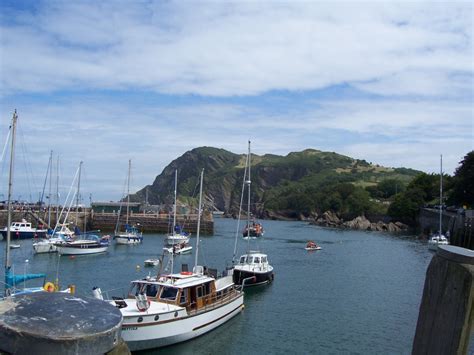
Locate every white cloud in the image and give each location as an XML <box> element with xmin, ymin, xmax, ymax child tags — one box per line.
<box><xmin>0</xmin><ymin>1</ymin><xmax>471</xmax><ymax>97</ymax></box>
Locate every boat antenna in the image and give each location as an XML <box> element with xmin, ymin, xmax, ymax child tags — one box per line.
<box><xmin>194</xmin><ymin>169</ymin><xmax>204</xmax><ymax>269</ymax></box>
<box><xmin>4</xmin><ymin>110</ymin><xmax>18</xmax><ymax>296</ymax></box>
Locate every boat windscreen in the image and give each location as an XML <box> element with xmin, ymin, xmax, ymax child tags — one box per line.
<box><xmin>160</xmin><ymin>286</ymin><xmax>178</xmax><ymax>301</ymax></box>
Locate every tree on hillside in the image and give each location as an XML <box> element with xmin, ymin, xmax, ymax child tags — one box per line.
<box><xmin>450</xmin><ymin>151</ymin><xmax>474</xmax><ymax>208</ymax></box>
<box><xmin>388</xmin><ymin>188</ymin><xmax>426</xmax><ymax>224</ymax></box>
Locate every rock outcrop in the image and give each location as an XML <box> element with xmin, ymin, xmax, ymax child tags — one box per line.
<box><xmin>310</xmin><ymin>211</ymin><xmax>408</xmax><ymax>233</ymax></box>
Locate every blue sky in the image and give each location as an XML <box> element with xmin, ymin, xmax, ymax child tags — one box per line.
<box><xmin>0</xmin><ymin>1</ymin><xmax>472</xmax><ymax>203</ymax></box>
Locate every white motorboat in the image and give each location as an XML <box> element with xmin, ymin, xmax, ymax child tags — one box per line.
<box><xmin>101</xmin><ymin>169</ymin><xmax>244</xmax><ymax>351</ymax></box>
<box><xmin>9</xmin><ymin>244</ymin><xmax>21</xmax><ymax>249</ymax></box>
<box><xmin>0</xmin><ymin>219</ymin><xmax>48</xmax><ymax>240</ymax></box>
<box><xmin>163</xmin><ymin>243</ymin><xmax>193</xmax><ymax>255</ymax></box>
<box><xmin>106</xmin><ymin>269</ymin><xmax>243</xmax><ymax>351</ymax></box>
<box><xmin>232</xmin><ymin>251</ymin><xmax>274</xmax><ymax>287</ymax></box>
<box><xmin>144</xmin><ymin>258</ymin><xmax>160</xmax><ymax>267</ymax></box>
<box><xmin>305</xmin><ymin>241</ymin><xmax>322</xmax><ymax>251</ymax></box>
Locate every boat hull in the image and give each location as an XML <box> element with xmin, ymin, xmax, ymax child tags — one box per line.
<box><xmin>1</xmin><ymin>230</ymin><xmax>47</xmax><ymax>240</ymax></box>
<box><xmin>114</xmin><ymin>236</ymin><xmax>142</xmax><ymax>245</ymax></box>
<box><xmin>232</xmin><ymin>268</ymin><xmax>274</xmax><ymax>287</ymax></box>
<box><xmin>122</xmin><ymin>294</ymin><xmax>244</xmax><ymax>351</ymax></box>
<box><xmin>33</xmin><ymin>242</ymin><xmax>58</xmax><ymax>253</ymax></box>
<box><xmin>57</xmin><ymin>245</ymin><xmax>108</xmax><ymax>255</ymax></box>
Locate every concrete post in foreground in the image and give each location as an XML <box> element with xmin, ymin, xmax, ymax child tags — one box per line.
<box><xmin>412</xmin><ymin>245</ymin><xmax>474</xmax><ymax>355</ymax></box>
<box><xmin>0</xmin><ymin>292</ymin><xmax>129</xmax><ymax>355</ymax></box>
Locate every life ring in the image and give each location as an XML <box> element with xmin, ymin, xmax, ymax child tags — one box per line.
<box><xmin>136</xmin><ymin>298</ymin><xmax>151</xmax><ymax>312</ymax></box>
<box><xmin>44</xmin><ymin>282</ymin><xmax>55</xmax><ymax>292</ymax></box>
<box><xmin>180</xmin><ymin>271</ymin><xmax>192</xmax><ymax>276</ymax></box>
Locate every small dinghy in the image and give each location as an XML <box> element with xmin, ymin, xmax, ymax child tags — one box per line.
<box><xmin>10</xmin><ymin>244</ymin><xmax>21</xmax><ymax>249</ymax></box>
<box><xmin>305</xmin><ymin>241</ymin><xmax>321</xmax><ymax>251</ymax></box>
<box><xmin>144</xmin><ymin>258</ymin><xmax>160</xmax><ymax>267</ymax></box>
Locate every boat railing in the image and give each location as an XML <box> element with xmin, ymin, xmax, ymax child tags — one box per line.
<box><xmin>187</xmin><ymin>285</ymin><xmax>242</xmax><ymax>315</ymax></box>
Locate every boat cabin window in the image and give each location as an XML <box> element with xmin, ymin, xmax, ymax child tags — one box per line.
<box><xmin>254</xmin><ymin>257</ymin><xmax>260</xmax><ymax>263</ymax></box>
<box><xmin>20</xmin><ymin>223</ymin><xmax>26</xmax><ymax>227</ymax></box>
<box><xmin>197</xmin><ymin>286</ymin><xmax>203</xmax><ymax>298</ymax></box>
<box><xmin>262</xmin><ymin>256</ymin><xmax>267</xmax><ymax>263</ymax></box>
<box><xmin>160</xmin><ymin>286</ymin><xmax>178</xmax><ymax>301</ymax></box>
<box><xmin>179</xmin><ymin>289</ymin><xmax>188</xmax><ymax>305</ymax></box>
<box><xmin>145</xmin><ymin>284</ymin><xmax>159</xmax><ymax>297</ymax></box>
<box><xmin>247</xmin><ymin>256</ymin><xmax>253</xmax><ymax>263</ymax></box>
<box><xmin>239</xmin><ymin>256</ymin><xmax>246</xmax><ymax>264</ymax></box>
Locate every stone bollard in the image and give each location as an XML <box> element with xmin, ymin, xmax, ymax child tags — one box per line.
<box><xmin>412</xmin><ymin>245</ymin><xmax>474</xmax><ymax>355</ymax></box>
<box><xmin>0</xmin><ymin>292</ymin><xmax>129</xmax><ymax>355</ymax></box>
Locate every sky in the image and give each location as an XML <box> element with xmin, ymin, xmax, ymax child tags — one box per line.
<box><xmin>0</xmin><ymin>1</ymin><xmax>473</xmax><ymax>204</ymax></box>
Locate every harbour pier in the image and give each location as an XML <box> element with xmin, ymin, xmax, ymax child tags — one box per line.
<box><xmin>0</xmin><ymin>208</ymin><xmax>214</xmax><ymax>235</ymax></box>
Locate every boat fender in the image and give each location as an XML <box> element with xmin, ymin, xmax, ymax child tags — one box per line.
<box><xmin>44</xmin><ymin>282</ymin><xmax>55</xmax><ymax>292</ymax></box>
<box><xmin>180</xmin><ymin>271</ymin><xmax>193</xmax><ymax>276</ymax></box>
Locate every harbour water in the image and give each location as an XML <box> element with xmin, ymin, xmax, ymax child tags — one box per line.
<box><xmin>0</xmin><ymin>218</ymin><xmax>443</xmax><ymax>353</ymax></box>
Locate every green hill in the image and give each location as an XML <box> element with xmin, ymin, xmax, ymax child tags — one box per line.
<box><xmin>131</xmin><ymin>147</ymin><xmax>421</xmax><ymax>219</ymax></box>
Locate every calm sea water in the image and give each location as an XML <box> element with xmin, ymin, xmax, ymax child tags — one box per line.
<box><xmin>0</xmin><ymin>218</ymin><xmax>451</xmax><ymax>354</ymax></box>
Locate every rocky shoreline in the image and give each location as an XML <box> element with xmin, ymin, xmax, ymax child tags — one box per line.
<box><xmin>307</xmin><ymin>210</ymin><xmax>409</xmax><ymax>233</ymax></box>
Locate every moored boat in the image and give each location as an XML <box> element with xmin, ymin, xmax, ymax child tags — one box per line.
<box><xmin>144</xmin><ymin>258</ymin><xmax>160</xmax><ymax>267</ymax></box>
<box><xmin>164</xmin><ymin>170</ymin><xmax>191</xmax><ymax>246</ymax></box>
<box><xmin>232</xmin><ymin>251</ymin><xmax>274</xmax><ymax>287</ymax></box>
<box><xmin>101</xmin><ymin>169</ymin><xmax>244</xmax><ymax>351</ymax></box>
<box><xmin>114</xmin><ymin>224</ymin><xmax>143</xmax><ymax>245</ymax></box>
<box><xmin>1</xmin><ymin>219</ymin><xmax>48</xmax><ymax>240</ymax></box>
<box><xmin>107</xmin><ymin>269</ymin><xmax>243</xmax><ymax>351</ymax></box>
<box><xmin>428</xmin><ymin>155</ymin><xmax>450</xmax><ymax>251</ymax></box>
<box><xmin>163</xmin><ymin>242</ymin><xmax>193</xmax><ymax>255</ymax></box>
<box><xmin>56</xmin><ymin>234</ymin><xmax>110</xmax><ymax>255</ymax></box>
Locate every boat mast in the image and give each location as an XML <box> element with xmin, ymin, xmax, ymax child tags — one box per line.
<box><xmin>48</xmin><ymin>150</ymin><xmax>53</xmax><ymax>228</ymax></box>
<box><xmin>56</xmin><ymin>155</ymin><xmax>60</xmax><ymax>223</ymax></box>
<box><xmin>76</xmin><ymin>161</ymin><xmax>83</xmax><ymax>231</ymax></box>
<box><xmin>246</xmin><ymin>140</ymin><xmax>251</xmax><ymax>241</ymax></box>
<box><xmin>5</xmin><ymin>110</ymin><xmax>18</xmax><ymax>295</ymax></box>
<box><xmin>194</xmin><ymin>169</ymin><xmax>204</xmax><ymax>269</ymax></box>
<box><xmin>172</xmin><ymin>169</ymin><xmax>177</xmax><ymax>235</ymax></box>
<box><xmin>126</xmin><ymin>159</ymin><xmax>131</xmax><ymax>225</ymax></box>
<box><xmin>439</xmin><ymin>155</ymin><xmax>443</xmax><ymax>236</ymax></box>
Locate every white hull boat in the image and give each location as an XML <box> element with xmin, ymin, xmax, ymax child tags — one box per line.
<box><xmin>114</xmin><ymin>233</ymin><xmax>143</xmax><ymax>245</ymax></box>
<box><xmin>428</xmin><ymin>234</ymin><xmax>449</xmax><ymax>251</ymax></box>
<box><xmin>107</xmin><ymin>272</ymin><xmax>243</xmax><ymax>351</ymax></box>
<box><xmin>144</xmin><ymin>259</ymin><xmax>160</xmax><ymax>267</ymax></box>
<box><xmin>56</xmin><ymin>236</ymin><xmax>109</xmax><ymax>255</ymax></box>
<box><xmin>33</xmin><ymin>237</ymin><xmax>65</xmax><ymax>254</ymax></box>
<box><xmin>163</xmin><ymin>244</ymin><xmax>193</xmax><ymax>255</ymax></box>
<box><xmin>165</xmin><ymin>234</ymin><xmax>190</xmax><ymax>246</ymax></box>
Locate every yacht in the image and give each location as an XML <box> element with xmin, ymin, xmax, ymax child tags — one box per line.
<box><xmin>232</xmin><ymin>251</ymin><xmax>274</xmax><ymax>287</ymax></box>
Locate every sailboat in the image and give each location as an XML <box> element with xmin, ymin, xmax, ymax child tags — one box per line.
<box><xmin>428</xmin><ymin>155</ymin><xmax>449</xmax><ymax>251</ymax></box>
<box><xmin>164</xmin><ymin>169</ymin><xmax>190</xmax><ymax>246</ymax></box>
<box><xmin>232</xmin><ymin>141</ymin><xmax>274</xmax><ymax>287</ymax></box>
<box><xmin>98</xmin><ymin>169</ymin><xmax>244</xmax><ymax>351</ymax></box>
<box><xmin>55</xmin><ymin>162</ymin><xmax>110</xmax><ymax>256</ymax></box>
<box><xmin>2</xmin><ymin>111</ymin><xmax>60</xmax><ymax>296</ymax></box>
<box><xmin>114</xmin><ymin>160</ymin><xmax>143</xmax><ymax>245</ymax></box>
